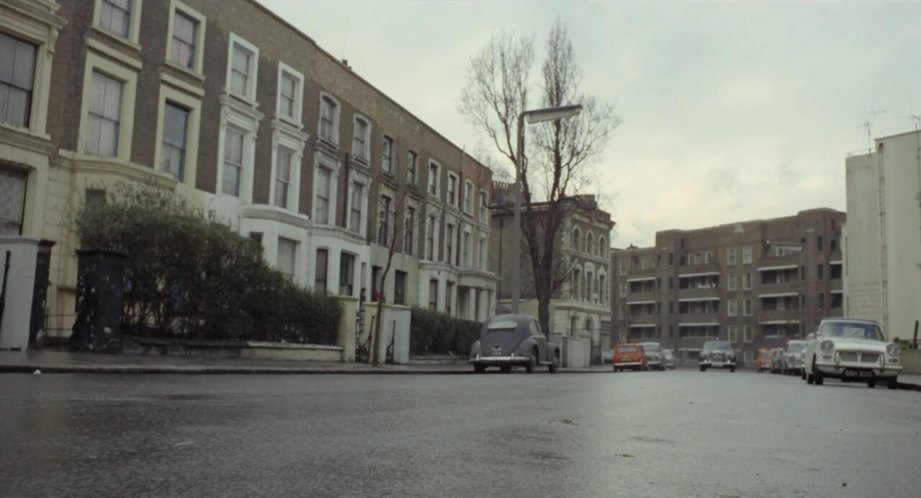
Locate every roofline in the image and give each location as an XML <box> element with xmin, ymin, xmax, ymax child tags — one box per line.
<box><xmin>248</xmin><ymin>0</ymin><xmax>490</xmax><ymax>173</ymax></box>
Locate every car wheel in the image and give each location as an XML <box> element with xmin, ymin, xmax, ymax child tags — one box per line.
<box><xmin>500</xmin><ymin>366</ymin><xmax>511</xmax><ymax>373</ymax></box>
<box><xmin>730</xmin><ymin>366</ymin><xmax>735</xmax><ymax>373</ymax></box>
<box><xmin>813</xmin><ymin>369</ymin><xmax>824</xmax><ymax>385</ymax></box>
<box><xmin>548</xmin><ymin>351</ymin><xmax>559</xmax><ymax>374</ymax></box>
<box><xmin>801</xmin><ymin>369</ymin><xmax>807</xmax><ymax>381</ymax></box>
<box><xmin>473</xmin><ymin>364</ymin><xmax>485</xmax><ymax>374</ymax></box>
<box><xmin>699</xmin><ymin>365</ymin><xmax>705</xmax><ymax>372</ymax></box>
<box><xmin>887</xmin><ymin>377</ymin><xmax>898</xmax><ymax>390</ymax></box>
<box><xmin>525</xmin><ymin>352</ymin><xmax>536</xmax><ymax>374</ymax></box>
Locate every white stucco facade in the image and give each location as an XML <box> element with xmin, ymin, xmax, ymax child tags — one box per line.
<box><xmin>844</xmin><ymin>130</ymin><xmax>921</xmax><ymax>340</ymax></box>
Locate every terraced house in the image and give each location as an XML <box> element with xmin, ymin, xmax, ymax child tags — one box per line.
<box><xmin>0</xmin><ymin>0</ymin><xmax>497</xmax><ymax>348</ymax></box>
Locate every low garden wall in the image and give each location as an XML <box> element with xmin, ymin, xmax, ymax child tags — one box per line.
<box><xmin>122</xmin><ymin>336</ymin><xmax>343</xmax><ymax>362</ymax></box>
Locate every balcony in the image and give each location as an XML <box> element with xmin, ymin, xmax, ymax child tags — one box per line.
<box><xmin>757</xmin><ymin>254</ymin><xmax>800</xmax><ymax>270</ymax></box>
<box><xmin>624</xmin><ymin>267</ymin><xmax>657</xmax><ymax>281</ymax></box>
<box><xmin>677</xmin><ymin>313</ymin><xmax>720</xmax><ymax>325</ymax></box>
<box><xmin>625</xmin><ymin>290</ymin><xmax>657</xmax><ymax>302</ymax></box>
<box><xmin>627</xmin><ymin>315</ymin><xmax>658</xmax><ymax>326</ymax></box>
<box><xmin>677</xmin><ymin>286</ymin><xmax>720</xmax><ymax>299</ymax></box>
<box><xmin>757</xmin><ymin>281</ymin><xmax>801</xmax><ymax>297</ymax></box>
<box><xmin>677</xmin><ymin>262</ymin><xmax>721</xmax><ymax>277</ymax></box>
<box><xmin>758</xmin><ymin>309</ymin><xmax>800</xmax><ymax>324</ymax></box>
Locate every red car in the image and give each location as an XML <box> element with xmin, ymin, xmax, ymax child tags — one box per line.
<box><xmin>755</xmin><ymin>348</ymin><xmax>773</xmax><ymax>372</ymax></box>
<box><xmin>613</xmin><ymin>343</ymin><xmax>647</xmax><ymax>372</ymax></box>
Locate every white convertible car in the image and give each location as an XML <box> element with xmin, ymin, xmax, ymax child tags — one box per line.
<box><xmin>804</xmin><ymin>318</ymin><xmax>902</xmax><ymax>389</ymax></box>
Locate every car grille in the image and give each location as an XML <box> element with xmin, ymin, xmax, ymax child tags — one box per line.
<box><xmin>839</xmin><ymin>352</ymin><xmax>880</xmax><ymax>364</ymax></box>
<box><xmin>711</xmin><ymin>352</ymin><xmax>724</xmax><ymax>361</ymax></box>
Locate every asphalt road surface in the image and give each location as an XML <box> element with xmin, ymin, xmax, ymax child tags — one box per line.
<box><xmin>1</xmin><ymin>369</ymin><xmax>919</xmax><ymax>497</ymax></box>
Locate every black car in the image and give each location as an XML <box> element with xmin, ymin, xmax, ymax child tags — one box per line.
<box><xmin>469</xmin><ymin>314</ymin><xmax>561</xmax><ymax>373</ymax></box>
<box><xmin>699</xmin><ymin>340</ymin><xmax>736</xmax><ymax>372</ymax></box>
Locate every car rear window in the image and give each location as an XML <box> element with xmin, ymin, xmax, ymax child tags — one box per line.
<box><xmin>616</xmin><ymin>346</ymin><xmax>638</xmax><ymax>353</ymax></box>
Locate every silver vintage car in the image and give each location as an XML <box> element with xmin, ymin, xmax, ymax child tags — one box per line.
<box><xmin>469</xmin><ymin>314</ymin><xmax>561</xmax><ymax>374</ymax></box>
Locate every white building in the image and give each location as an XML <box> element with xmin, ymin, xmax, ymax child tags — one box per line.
<box><xmin>844</xmin><ymin>130</ymin><xmax>921</xmax><ymax>340</ymax></box>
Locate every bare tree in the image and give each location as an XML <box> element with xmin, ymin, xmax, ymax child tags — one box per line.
<box><xmin>459</xmin><ymin>19</ymin><xmax>620</xmax><ymax>334</ymax></box>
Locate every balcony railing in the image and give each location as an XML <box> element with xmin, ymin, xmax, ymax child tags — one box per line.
<box><xmin>757</xmin><ymin>281</ymin><xmax>801</xmax><ymax>296</ymax></box>
<box><xmin>758</xmin><ymin>309</ymin><xmax>800</xmax><ymax>323</ymax></box>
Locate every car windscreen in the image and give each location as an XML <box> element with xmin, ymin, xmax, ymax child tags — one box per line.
<box><xmin>819</xmin><ymin>322</ymin><xmax>884</xmax><ymax>341</ymax></box>
<box><xmin>702</xmin><ymin>341</ymin><xmax>731</xmax><ymax>352</ymax></box>
<box><xmin>786</xmin><ymin>344</ymin><xmax>804</xmax><ymax>353</ymax></box>
<box><xmin>616</xmin><ymin>346</ymin><xmax>639</xmax><ymax>353</ymax></box>
<box><xmin>641</xmin><ymin>344</ymin><xmax>660</xmax><ymax>353</ymax></box>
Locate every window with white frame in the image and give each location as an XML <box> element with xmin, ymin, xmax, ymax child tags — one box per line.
<box><xmin>85</xmin><ymin>70</ymin><xmax>123</xmax><ymax>157</ymax></box>
<box><xmin>273</xmin><ymin>146</ymin><xmax>294</xmax><ymax>209</ymax></box>
<box><xmin>463</xmin><ymin>181</ymin><xmax>474</xmax><ymax>214</ymax></box>
<box><xmin>227</xmin><ymin>35</ymin><xmax>258</xmax><ymax>102</ymax></box>
<box><xmin>318</xmin><ymin>94</ymin><xmax>338</xmax><ymax>145</ymax></box>
<box><xmin>348</xmin><ymin>182</ymin><xmax>364</xmax><ymax>233</ymax></box>
<box><xmin>743</xmin><ymin>299</ymin><xmax>753</xmax><ymax>316</ymax></box>
<box><xmin>0</xmin><ymin>166</ymin><xmax>27</xmax><ymax>236</ymax></box>
<box><xmin>742</xmin><ymin>246</ymin><xmax>753</xmax><ymax>264</ymax></box>
<box><xmin>382</xmin><ymin>136</ymin><xmax>393</xmax><ymax>174</ymax></box>
<box><xmin>160</xmin><ymin>102</ymin><xmax>189</xmax><ymax>181</ymax></box>
<box><xmin>276</xmin><ymin>237</ymin><xmax>297</xmax><ymax>281</ymax></box>
<box><xmin>727</xmin><ymin>247</ymin><xmax>737</xmax><ymax>265</ymax></box>
<box><xmin>222</xmin><ymin>127</ymin><xmax>244</xmax><ymax>196</ymax></box>
<box><xmin>587</xmin><ymin>233</ymin><xmax>595</xmax><ymax>257</ymax></box>
<box><xmin>728</xmin><ymin>299</ymin><xmax>737</xmax><ymax>317</ymax></box>
<box><xmin>339</xmin><ymin>252</ymin><xmax>355</xmax><ymax>296</ymax></box>
<box><xmin>479</xmin><ymin>191</ymin><xmax>488</xmax><ymax>223</ymax></box>
<box><xmin>277</xmin><ymin>65</ymin><xmax>302</xmax><ymax>124</ymax></box>
<box><xmin>446</xmin><ymin>173</ymin><xmax>458</xmax><ymax>207</ymax></box>
<box><xmin>403</xmin><ymin>206</ymin><xmax>415</xmax><ymax>256</ymax></box>
<box><xmin>314</xmin><ymin>166</ymin><xmax>332</xmax><ymax>224</ymax></box>
<box><xmin>406</xmin><ymin>150</ymin><xmax>417</xmax><ymax>184</ymax></box>
<box><xmin>743</xmin><ymin>272</ymin><xmax>752</xmax><ymax>290</ymax></box>
<box><xmin>478</xmin><ymin>235</ymin><xmax>486</xmax><ymax>270</ymax></box>
<box><xmin>743</xmin><ymin>325</ymin><xmax>753</xmax><ymax>343</ymax></box>
<box><xmin>352</xmin><ymin>115</ymin><xmax>370</xmax><ymax>161</ymax></box>
<box><xmin>728</xmin><ymin>274</ymin><xmax>737</xmax><ymax>291</ymax></box>
<box><xmin>97</xmin><ymin>0</ymin><xmax>135</xmax><ymax>39</ymax></box>
<box><xmin>445</xmin><ymin>222</ymin><xmax>455</xmax><ymax>265</ymax></box>
<box><xmin>425</xmin><ymin>215</ymin><xmax>437</xmax><ymax>260</ymax></box>
<box><xmin>728</xmin><ymin>325</ymin><xmax>738</xmax><ymax>343</ymax></box>
<box><xmin>377</xmin><ymin>194</ymin><xmax>391</xmax><ymax>246</ymax></box>
<box><xmin>0</xmin><ymin>33</ymin><xmax>37</xmax><ymax>129</ymax></box>
<box><xmin>599</xmin><ymin>238</ymin><xmax>606</xmax><ymax>258</ymax></box>
<box><xmin>314</xmin><ymin>248</ymin><xmax>328</xmax><ymax>292</ymax></box>
<box><xmin>428</xmin><ymin>161</ymin><xmax>440</xmax><ymax>196</ymax></box>
<box><xmin>462</xmin><ymin>230</ymin><xmax>471</xmax><ymax>267</ymax></box>
<box><xmin>166</xmin><ymin>1</ymin><xmax>205</xmax><ymax>73</ymax></box>
<box><xmin>599</xmin><ymin>274</ymin><xmax>606</xmax><ymax>303</ymax></box>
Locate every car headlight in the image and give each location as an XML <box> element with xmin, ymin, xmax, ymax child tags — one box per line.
<box><xmin>820</xmin><ymin>340</ymin><xmax>834</xmax><ymax>353</ymax></box>
<box><xmin>887</xmin><ymin>344</ymin><xmax>901</xmax><ymax>357</ymax></box>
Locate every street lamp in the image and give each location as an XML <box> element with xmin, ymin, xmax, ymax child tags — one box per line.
<box><xmin>511</xmin><ymin>104</ymin><xmax>583</xmax><ymax>314</ymax></box>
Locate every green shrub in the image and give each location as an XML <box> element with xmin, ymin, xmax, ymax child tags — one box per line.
<box><xmin>75</xmin><ymin>184</ymin><xmax>341</xmax><ymax>344</ymax></box>
<box><xmin>410</xmin><ymin>307</ymin><xmax>482</xmax><ymax>355</ymax></box>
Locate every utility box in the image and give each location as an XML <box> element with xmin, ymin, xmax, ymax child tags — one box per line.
<box><xmin>367</xmin><ymin>304</ymin><xmax>411</xmax><ymax>365</ymax></box>
<box><xmin>0</xmin><ymin>237</ymin><xmax>39</xmax><ymax>350</ymax></box>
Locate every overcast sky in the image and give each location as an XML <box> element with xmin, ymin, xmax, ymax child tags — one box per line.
<box><xmin>262</xmin><ymin>0</ymin><xmax>921</xmax><ymax>247</ymax></box>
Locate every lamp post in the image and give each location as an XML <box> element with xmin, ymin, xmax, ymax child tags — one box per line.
<box><xmin>511</xmin><ymin>104</ymin><xmax>582</xmax><ymax>314</ymax></box>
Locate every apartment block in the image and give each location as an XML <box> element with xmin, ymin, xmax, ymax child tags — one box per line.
<box><xmin>0</xmin><ymin>0</ymin><xmax>496</xmax><ymax>346</ymax></box>
<box><xmin>610</xmin><ymin>209</ymin><xmax>846</xmax><ymax>363</ymax></box>
<box><xmin>490</xmin><ymin>186</ymin><xmax>614</xmax><ymax>366</ymax></box>
<box><xmin>845</xmin><ymin>130</ymin><xmax>921</xmax><ymax>340</ymax></box>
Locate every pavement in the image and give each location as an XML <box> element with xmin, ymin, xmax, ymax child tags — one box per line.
<box><xmin>0</xmin><ymin>351</ymin><xmax>919</xmax><ymax>389</ymax></box>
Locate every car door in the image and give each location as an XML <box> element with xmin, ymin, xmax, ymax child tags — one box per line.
<box><xmin>529</xmin><ymin>319</ymin><xmax>548</xmax><ymax>361</ymax></box>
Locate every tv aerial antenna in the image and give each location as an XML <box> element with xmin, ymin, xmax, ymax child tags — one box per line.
<box><xmin>861</xmin><ymin>109</ymin><xmax>886</xmax><ymax>152</ymax></box>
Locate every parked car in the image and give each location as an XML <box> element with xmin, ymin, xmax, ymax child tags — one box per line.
<box><xmin>803</xmin><ymin>318</ymin><xmax>902</xmax><ymax>389</ymax></box>
<box><xmin>612</xmin><ymin>343</ymin><xmax>647</xmax><ymax>372</ymax></box>
<box><xmin>662</xmin><ymin>349</ymin><xmax>676</xmax><ymax>369</ymax></box>
<box><xmin>469</xmin><ymin>314</ymin><xmax>561</xmax><ymax>374</ymax></box>
<box><xmin>755</xmin><ymin>348</ymin><xmax>773</xmax><ymax>372</ymax></box>
<box><xmin>782</xmin><ymin>340</ymin><xmax>806</xmax><ymax>375</ymax></box>
<box><xmin>639</xmin><ymin>342</ymin><xmax>665</xmax><ymax>370</ymax></box>
<box><xmin>770</xmin><ymin>347</ymin><xmax>785</xmax><ymax>374</ymax></box>
<box><xmin>699</xmin><ymin>340</ymin><xmax>736</xmax><ymax>372</ymax></box>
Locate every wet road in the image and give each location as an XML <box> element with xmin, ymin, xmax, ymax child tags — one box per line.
<box><xmin>1</xmin><ymin>369</ymin><xmax>919</xmax><ymax>497</ymax></box>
